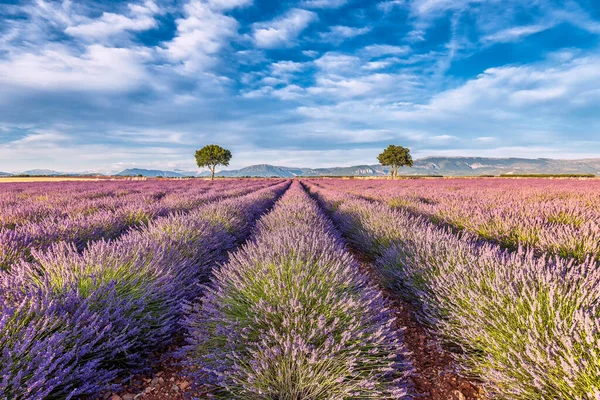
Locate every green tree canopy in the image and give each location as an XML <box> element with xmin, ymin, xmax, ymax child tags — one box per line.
<box><xmin>195</xmin><ymin>144</ymin><xmax>232</xmax><ymax>180</ymax></box>
<box><xmin>377</xmin><ymin>145</ymin><xmax>413</xmax><ymax>179</ymax></box>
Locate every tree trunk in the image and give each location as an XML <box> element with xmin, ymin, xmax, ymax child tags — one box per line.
<box><xmin>210</xmin><ymin>166</ymin><xmax>215</xmax><ymax>181</ymax></box>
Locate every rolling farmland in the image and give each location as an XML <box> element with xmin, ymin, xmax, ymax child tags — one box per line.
<box><xmin>1</xmin><ymin>178</ymin><xmax>598</xmax><ymax>399</ymax></box>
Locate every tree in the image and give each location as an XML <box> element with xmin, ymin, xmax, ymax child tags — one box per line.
<box><xmin>377</xmin><ymin>145</ymin><xmax>413</xmax><ymax>179</ymax></box>
<box><xmin>195</xmin><ymin>144</ymin><xmax>232</xmax><ymax>181</ymax></box>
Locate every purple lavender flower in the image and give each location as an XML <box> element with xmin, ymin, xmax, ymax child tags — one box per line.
<box><xmin>184</xmin><ymin>181</ymin><xmax>413</xmax><ymax>398</ymax></box>
<box><xmin>0</xmin><ymin>180</ymin><xmax>289</xmax><ymax>399</ymax></box>
<box><xmin>304</xmin><ymin>179</ymin><xmax>600</xmax><ymax>399</ymax></box>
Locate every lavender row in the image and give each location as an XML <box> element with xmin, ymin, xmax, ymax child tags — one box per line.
<box><xmin>183</xmin><ymin>181</ymin><xmax>413</xmax><ymax>398</ymax></box>
<box><xmin>312</xmin><ymin>178</ymin><xmax>600</xmax><ymax>262</ymax></box>
<box><xmin>304</xmin><ymin>181</ymin><xmax>600</xmax><ymax>399</ymax></box>
<box><xmin>0</xmin><ymin>180</ymin><xmax>290</xmax><ymax>400</ymax></box>
<box><xmin>0</xmin><ymin>180</ymin><xmax>278</xmax><ymax>270</ymax></box>
<box><xmin>0</xmin><ymin>179</ymin><xmax>276</xmax><ymax>231</ymax></box>
<box><xmin>0</xmin><ymin>180</ymin><xmax>205</xmax><ymax>229</ymax></box>
<box><xmin>0</xmin><ymin>179</ymin><xmax>271</xmax><ymax>235</ymax></box>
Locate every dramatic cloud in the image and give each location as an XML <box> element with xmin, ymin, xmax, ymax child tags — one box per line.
<box><xmin>65</xmin><ymin>1</ymin><xmax>159</xmax><ymax>39</ymax></box>
<box><xmin>160</xmin><ymin>0</ymin><xmax>244</xmax><ymax>73</ymax></box>
<box><xmin>0</xmin><ymin>0</ymin><xmax>598</xmax><ymax>172</ymax></box>
<box><xmin>252</xmin><ymin>9</ymin><xmax>317</xmax><ymax>48</ymax></box>
<box><xmin>0</xmin><ymin>45</ymin><xmax>151</xmax><ymax>92</ymax></box>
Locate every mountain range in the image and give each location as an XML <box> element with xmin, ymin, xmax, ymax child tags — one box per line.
<box><xmin>186</xmin><ymin>158</ymin><xmax>600</xmax><ymax>177</ymax></box>
<box><xmin>116</xmin><ymin>168</ymin><xmax>185</xmax><ymax>178</ymax></box>
<box><xmin>4</xmin><ymin>157</ymin><xmax>600</xmax><ymax>178</ymax></box>
<box><xmin>8</xmin><ymin>169</ymin><xmax>106</xmax><ymax>177</ymax></box>
<box><xmin>22</xmin><ymin>169</ymin><xmax>66</xmax><ymax>176</ymax></box>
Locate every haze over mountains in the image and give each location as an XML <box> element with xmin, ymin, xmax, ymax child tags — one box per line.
<box><xmin>6</xmin><ymin>157</ymin><xmax>600</xmax><ymax>178</ymax></box>
<box><xmin>197</xmin><ymin>158</ymin><xmax>600</xmax><ymax>177</ymax></box>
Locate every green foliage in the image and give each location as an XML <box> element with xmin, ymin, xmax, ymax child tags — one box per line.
<box><xmin>377</xmin><ymin>145</ymin><xmax>413</xmax><ymax>179</ymax></box>
<box><xmin>195</xmin><ymin>144</ymin><xmax>232</xmax><ymax>180</ymax></box>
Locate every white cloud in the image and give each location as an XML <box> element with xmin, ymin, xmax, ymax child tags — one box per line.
<box><xmin>129</xmin><ymin>1</ymin><xmax>160</xmax><ymax>14</ymax></box>
<box><xmin>510</xmin><ymin>86</ymin><xmax>568</xmax><ymax>105</ymax></box>
<box><xmin>319</xmin><ymin>25</ymin><xmax>371</xmax><ymax>44</ymax></box>
<box><xmin>235</xmin><ymin>49</ymin><xmax>267</xmax><ymax>65</ymax></box>
<box><xmin>253</xmin><ymin>9</ymin><xmax>317</xmax><ymax>49</ymax></box>
<box><xmin>65</xmin><ymin>12</ymin><xmax>156</xmax><ymax>38</ymax></box>
<box><xmin>1</xmin><ymin>0</ymin><xmax>599</xmax><ymax>173</ymax></box>
<box><xmin>410</xmin><ymin>0</ymin><xmax>484</xmax><ymax>17</ymax></box>
<box><xmin>362</xmin><ymin>44</ymin><xmax>411</xmax><ymax>57</ymax></box>
<box><xmin>160</xmin><ymin>0</ymin><xmax>241</xmax><ymax>74</ymax></box>
<box><xmin>554</xmin><ymin>6</ymin><xmax>600</xmax><ymax>35</ymax></box>
<box><xmin>204</xmin><ymin>0</ymin><xmax>253</xmax><ymax>11</ymax></box>
<box><xmin>271</xmin><ymin>84</ymin><xmax>305</xmax><ymax>100</ymax></box>
<box><xmin>378</xmin><ymin>0</ymin><xmax>407</xmax><ymax>12</ymax></box>
<box><xmin>261</xmin><ymin>77</ymin><xmax>286</xmax><ymax>86</ymax></box>
<box><xmin>109</xmin><ymin>129</ymin><xmax>188</xmax><ymax>144</ymax></box>
<box><xmin>28</xmin><ymin>0</ymin><xmax>74</xmax><ymax>28</ymax></box>
<box><xmin>314</xmin><ymin>53</ymin><xmax>361</xmax><ymax>73</ymax></box>
<box><xmin>302</xmin><ymin>50</ymin><xmax>319</xmax><ymax>58</ymax></box>
<box><xmin>285</xmin><ymin>53</ymin><xmax>600</xmax><ymax>162</ymax></box>
<box><xmin>418</xmin><ymin>145</ymin><xmax>600</xmax><ymax>160</ymax></box>
<box><xmin>481</xmin><ymin>24</ymin><xmax>551</xmax><ymax>44</ymax></box>
<box><xmin>430</xmin><ymin>134</ymin><xmax>457</xmax><ymax>141</ymax></box>
<box><xmin>0</xmin><ymin>44</ymin><xmax>150</xmax><ymax>92</ymax></box>
<box><xmin>65</xmin><ymin>1</ymin><xmax>159</xmax><ymax>39</ymax></box>
<box><xmin>299</xmin><ymin>127</ymin><xmax>396</xmax><ymax>143</ymax></box>
<box><xmin>13</xmin><ymin>131</ymin><xmax>70</xmax><ymax>145</ymax></box>
<box><xmin>363</xmin><ymin>59</ymin><xmax>395</xmax><ymax>70</ymax></box>
<box><xmin>420</xmin><ymin>56</ymin><xmax>600</xmax><ymax>115</ymax></box>
<box><xmin>271</xmin><ymin>60</ymin><xmax>306</xmax><ymax>75</ymax></box>
<box><xmin>301</xmin><ymin>0</ymin><xmax>348</xmax><ymax>9</ymax></box>
<box><xmin>0</xmin><ymin>135</ymin><xmax>187</xmax><ymax>174</ymax></box>
<box><xmin>308</xmin><ymin>73</ymin><xmax>396</xmax><ymax>99</ymax></box>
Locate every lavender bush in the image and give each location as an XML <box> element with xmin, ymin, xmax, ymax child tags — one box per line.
<box><xmin>312</xmin><ymin>178</ymin><xmax>600</xmax><ymax>262</ymax></box>
<box><xmin>304</xmin><ymin>180</ymin><xmax>600</xmax><ymax>399</ymax></box>
<box><xmin>0</xmin><ymin>180</ymin><xmax>289</xmax><ymax>399</ymax></box>
<box><xmin>184</xmin><ymin>182</ymin><xmax>413</xmax><ymax>399</ymax></box>
<box><xmin>0</xmin><ymin>286</ymin><xmax>130</xmax><ymax>399</ymax></box>
<box><xmin>0</xmin><ymin>179</ymin><xmax>277</xmax><ymax>270</ymax></box>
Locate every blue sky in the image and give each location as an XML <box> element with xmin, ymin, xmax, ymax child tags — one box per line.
<box><xmin>0</xmin><ymin>0</ymin><xmax>599</xmax><ymax>173</ymax></box>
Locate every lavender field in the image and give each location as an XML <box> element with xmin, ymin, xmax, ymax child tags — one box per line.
<box><xmin>1</xmin><ymin>178</ymin><xmax>599</xmax><ymax>399</ymax></box>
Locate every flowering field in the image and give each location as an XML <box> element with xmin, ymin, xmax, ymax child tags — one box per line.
<box><xmin>311</xmin><ymin>178</ymin><xmax>600</xmax><ymax>261</ymax></box>
<box><xmin>1</xmin><ymin>178</ymin><xmax>598</xmax><ymax>399</ymax></box>
<box><xmin>303</xmin><ymin>178</ymin><xmax>600</xmax><ymax>399</ymax></box>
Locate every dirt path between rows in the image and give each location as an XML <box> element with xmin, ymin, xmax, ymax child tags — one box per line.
<box><xmin>349</xmin><ymin>248</ymin><xmax>486</xmax><ymax>400</ymax></box>
<box><xmin>100</xmin><ymin>342</ymin><xmax>203</xmax><ymax>400</ymax></box>
<box><xmin>105</xmin><ymin>264</ymin><xmax>485</xmax><ymax>400</ymax></box>
<box><xmin>106</xmin><ymin>184</ymin><xmax>486</xmax><ymax>400</ymax></box>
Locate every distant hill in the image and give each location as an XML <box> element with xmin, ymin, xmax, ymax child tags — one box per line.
<box><xmin>0</xmin><ymin>171</ymin><xmax>11</xmax><ymax>176</ymax></box>
<box><xmin>202</xmin><ymin>157</ymin><xmax>600</xmax><ymax>177</ymax></box>
<box><xmin>116</xmin><ymin>168</ymin><xmax>186</xmax><ymax>178</ymax></box>
<box><xmin>13</xmin><ymin>158</ymin><xmax>600</xmax><ymax>179</ymax></box>
<box><xmin>21</xmin><ymin>169</ymin><xmax>65</xmax><ymax>176</ymax></box>
<box><xmin>404</xmin><ymin>157</ymin><xmax>600</xmax><ymax>176</ymax></box>
<box><xmin>76</xmin><ymin>171</ymin><xmax>106</xmax><ymax>176</ymax></box>
<box><xmin>213</xmin><ymin>164</ymin><xmax>301</xmax><ymax>178</ymax></box>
